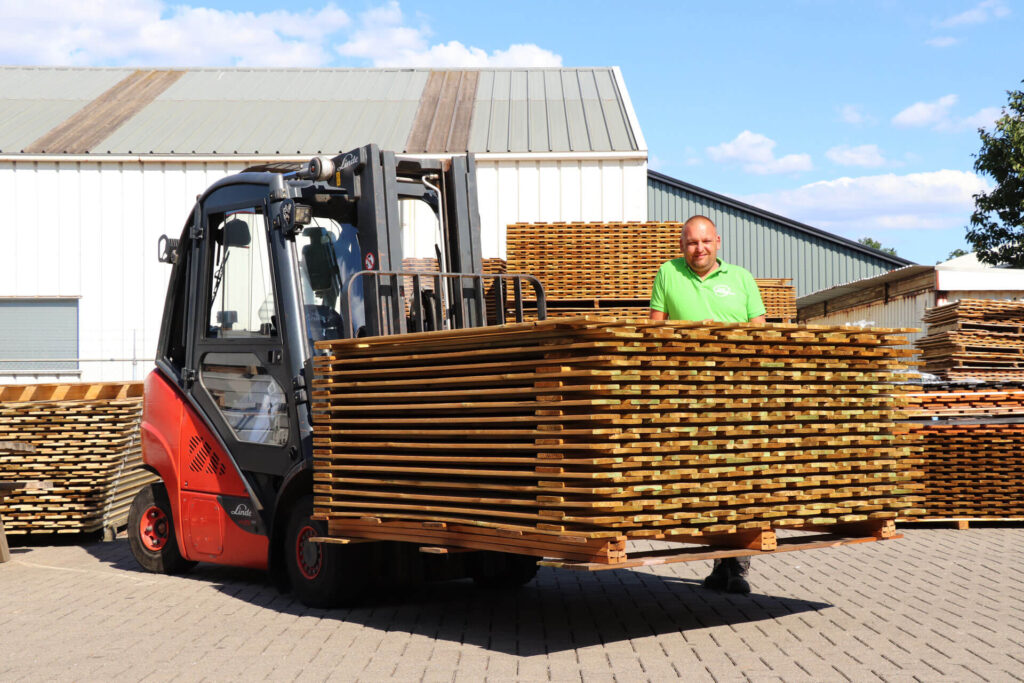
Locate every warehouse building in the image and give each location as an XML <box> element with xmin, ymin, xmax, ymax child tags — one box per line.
<box><xmin>1</xmin><ymin>66</ymin><xmax>909</xmax><ymax>384</ymax></box>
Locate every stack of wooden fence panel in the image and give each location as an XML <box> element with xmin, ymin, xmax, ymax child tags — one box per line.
<box><xmin>903</xmin><ymin>383</ymin><xmax>1024</xmax><ymax>519</ymax></box>
<box><xmin>0</xmin><ymin>382</ymin><xmax>155</xmax><ymax>536</ymax></box>
<box><xmin>916</xmin><ymin>299</ymin><xmax>1024</xmax><ymax>381</ymax></box>
<box><xmin>311</xmin><ymin>318</ymin><xmax>922</xmax><ymax>562</ymax></box>
<box><xmin>505</xmin><ymin>223</ymin><xmax>797</xmax><ymax>322</ymax></box>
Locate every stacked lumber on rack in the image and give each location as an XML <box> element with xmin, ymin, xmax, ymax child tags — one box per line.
<box><xmin>916</xmin><ymin>299</ymin><xmax>1024</xmax><ymax>381</ymax></box>
<box><xmin>311</xmin><ymin>318</ymin><xmax>922</xmax><ymax>562</ymax></box>
<box><xmin>504</xmin><ymin>223</ymin><xmax>797</xmax><ymax>321</ymax></box>
<box><xmin>0</xmin><ymin>382</ymin><xmax>155</xmax><ymax>536</ymax></box>
<box><xmin>903</xmin><ymin>383</ymin><xmax>1024</xmax><ymax>519</ymax></box>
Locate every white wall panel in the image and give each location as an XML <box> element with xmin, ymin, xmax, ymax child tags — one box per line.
<box><xmin>476</xmin><ymin>158</ymin><xmax>647</xmax><ymax>258</ymax></box>
<box><xmin>0</xmin><ymin>160</ymin><xmax>245</xmax><ymax>383</ymax></box>
<box><xmin>2</xmin><ymin>154</ymin><xmax>646</xmax><ymax>383</ymax></box>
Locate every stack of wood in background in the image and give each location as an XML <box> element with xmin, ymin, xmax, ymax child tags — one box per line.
<box><xmin>903</xmin><ymin>383</ymin><xmax>1024</xmax><ymax>519</ymax></box>
<box><xmin>0</xmin><ymin>382</ymin><xmax>155</xmax><ymax>536</ymax></box>
<box><xmin>311</xmin><ymin>318</ymin><xmax>922</xmax><ymax>561</ymax></box>
<box><xmin>505</xmin><ymin>222</ymin><xmax>798</xmax><ymax>322</ymax></box>
<box><xmin>399</xmin><ymin>257</ymin><xmax>509</xmax><ymax>324</ymax></box>
<box><xmin>915</xmin><ymin>299</ymin><xmax>1024</xmax><ymax>381</ymax></box>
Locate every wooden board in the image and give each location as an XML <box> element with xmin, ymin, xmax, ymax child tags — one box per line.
<box><xmin>0</xmin><ymin>382</ymin><xmax>155</xmax><ymax>536</ymax></box>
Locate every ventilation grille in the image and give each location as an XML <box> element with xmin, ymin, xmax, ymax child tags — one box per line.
<box><xmin>188</xmin><ymin>435</ymin><xmax>227</xmax><ymax>476</ymax></box>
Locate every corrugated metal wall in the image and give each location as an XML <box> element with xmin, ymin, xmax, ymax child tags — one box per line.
<box><xmin>0</xmin><ymin>160</ymin><xmax>249</xmax><ymax>383</ymax></box>
<box><xmin>648</xmin><ymin>173</ymin><xmax>901</xmax><ymax>297</ymax></box>
<box><xmin>800</xmin><ymin>292</ymin><xmax>935</xmax><ymax>348</ymax></box>
<box><xmin>0</xmin><ymin>156</ymin><xmax>647</xmax><ymax>382</ymax></box>
<box><xmin>477</xmin><ymin>158</ymin><xmax>647</xmax><ymax>258</ymax></box>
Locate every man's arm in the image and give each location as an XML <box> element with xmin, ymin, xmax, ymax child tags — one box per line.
<box><xmin>748</xmin><ymin>314</ymin><xmax>766</xmax><ymax>324</ymax></box>
<box><xmin>650</xmin><ymin>309</ymin><xmax>668</xmax><ymax>321</ymax></box>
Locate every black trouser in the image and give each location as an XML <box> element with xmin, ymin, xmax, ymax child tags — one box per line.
<box><xmin>712</xmin><ymin>556</ymin><xmax>750</xmax><ymax>576</ymax></box>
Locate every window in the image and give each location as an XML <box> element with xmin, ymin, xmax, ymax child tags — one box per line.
<box><xmin>0</xmin><ymin>298</ymin><xmax>79</xmax><ymax>374</ymax></box>
<box><xmin>295</xmin><ymin>219</ymin><xmax>365</xmax><ymax>342</ymax></box>
<box><xmin>207</xmin><ymin>210</ymin><xmax>277</xmax><ymax>338</ymax></box>
<box><xmin>200</xmin><ymin>352</ymin><xmax>289</xmax><ymax>446</ymax></box>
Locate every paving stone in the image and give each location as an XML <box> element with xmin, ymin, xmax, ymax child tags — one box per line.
<box><xmin>2</xmin><ymin>529</ymin><xmax>1024</xmax><ymax>681</ymax></box>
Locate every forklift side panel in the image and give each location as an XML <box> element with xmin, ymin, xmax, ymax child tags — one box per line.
<box><xmin>180</xmin><ymin>491</ymin><xmax>269</xmax><ymax>569</ymax></box>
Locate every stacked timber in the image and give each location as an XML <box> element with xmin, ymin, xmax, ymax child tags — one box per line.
<box><xmin>916</xmin><ymin>299</ymin><xmax>1024</xmax><ymax>381</ymax></box>
<box><xmin>399</xmin><ymin>257</ymin><xmax>509</xmax><ymax>324</ymax></box>
<box><xmin>903</xmin><ymin>383</ymin><xmax>1024</xmax><ymax>519</ymax></box>
<box><xmin>505</xmin><ymin>223</ymin><xmax>798</xmax><ymax>321</ymax></box>
<box><xmin>0</xmin><ymin>382</ymin><xmax>156</xmax><ymax>536</ymax></box>
<box><xmin>311</xmin><ymin>318</ymin><xmax>922</xmax><ymax>561</ymax></box>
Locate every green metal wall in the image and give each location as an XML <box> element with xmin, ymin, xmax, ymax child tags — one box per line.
<box><xmin>648</xmin><ymin>172</ymin><xmax>910</xmax><ymax>297</ymax></box>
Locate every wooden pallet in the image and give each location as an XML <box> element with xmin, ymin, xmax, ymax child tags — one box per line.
<box><xmin>321</xmin><ymin>516</ymin><xmax>897</xmax><ymax>569</ymax></box>
<box><xmin>310</xmin><ymin>317</ymin><xmax>922</xmax><ymax>557</ymax></box>
<box><xmin>0</xmin><ymin>382</ymin><xmax>155</xmax><ymax>536</ymax></box>
<box><xmin>903</xmin><ymin>383</ymin><xmax>1024</xmax><ymax>518</ymax></box>
<box><xmin>916</xmin><ymin>299</ymin><xmax>1024</xmax><ymax>380</ymax></box>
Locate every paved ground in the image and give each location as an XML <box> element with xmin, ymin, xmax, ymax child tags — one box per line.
<box><xmin>2</xmin><ymin>526</ymin><xmax>1023</xmax><ymax>682</ymax></box>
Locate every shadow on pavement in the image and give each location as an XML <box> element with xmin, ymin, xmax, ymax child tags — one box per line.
<box><xmin>83</xmin><ymin>539</ymin><xmax>832</xmax><ymax>656</ymax></box>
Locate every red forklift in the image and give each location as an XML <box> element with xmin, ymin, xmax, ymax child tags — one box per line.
<box><xmin>129</xmin><ymin>144</ymin><xmax>545</xmax><ymax>606</ymax></box>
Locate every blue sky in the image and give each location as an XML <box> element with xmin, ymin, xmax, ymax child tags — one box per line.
<box><xmin>1</xmin><ymin>0</ymin><xmax>1019</xmax><ymax>265</ymax></box>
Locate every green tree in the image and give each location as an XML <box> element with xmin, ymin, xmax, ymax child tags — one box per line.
<box><xmin>858</xmin><ymin>236</ymin><xmax>898</xmax><ymax>256</ymax></box>
<box><xmin>967</xmin><ymin>83</ymin><xmax>1024</xmax><ymax>267</ymax></box>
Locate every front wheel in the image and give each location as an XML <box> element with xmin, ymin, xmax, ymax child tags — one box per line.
<box><xmin>127</xmin><ymin>483</ymin><xmax>197</xmax><ymax>575</ymax></box>
<box><xmin>284</xmin><ymin>495</ymin><xmax>365</xmax><ymax>608</ymax></box>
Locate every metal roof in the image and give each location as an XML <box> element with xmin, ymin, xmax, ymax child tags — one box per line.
<box><xmin>0</xmin><ymin>66</ymin><xmax>643</xmax><ymax>156</ymax></box>
<box><xmin>795</xmin><ymin>265</ymin><xmax>936</xmax><ymax>308</ymax></box>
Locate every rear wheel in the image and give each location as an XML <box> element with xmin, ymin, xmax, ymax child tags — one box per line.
<box><xmin>284</xmin><ymin>495</ymin><xmax>365</xmax><ymax>608</ymax></box>
<box><xmin>127</xmin><ymin>483</ymin><xmax>197</xmax><ymax>574</ymax></box>
<box><xmin>471</xmin><ymin>551</ymin><xmax>539</xmax><ymax>589</ymax></box>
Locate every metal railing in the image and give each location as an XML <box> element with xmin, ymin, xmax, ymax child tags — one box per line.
<box><xmin>342</xmin><ymin>270</ymin><xmax>547</xmax><ymax>339</ymax></box>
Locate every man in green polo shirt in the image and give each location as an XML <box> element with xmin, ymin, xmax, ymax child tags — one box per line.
<box><xmin>649</xmin><ymin>215</ymin><xmax>766</xmax><ymax>595</ymax></box>
<box><xmin>650</xmin><ymin>216</ymin><xmax>766</xmax><ymax>324</ymax></box>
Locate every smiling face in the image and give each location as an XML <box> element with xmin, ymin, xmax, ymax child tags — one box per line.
<box><xmin>680</xmin><ymin>217</ymin><xmax>721</xmax><ymax>278</ymax></box>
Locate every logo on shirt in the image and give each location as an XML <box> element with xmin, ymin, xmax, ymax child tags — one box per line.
<box><xmin>713</xmin><ymin>285</ymin><xmax>736</xmax><ymax>297</ymax></box>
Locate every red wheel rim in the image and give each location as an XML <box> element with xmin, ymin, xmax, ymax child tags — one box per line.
<box><xmin>295</xmin><ymin>525</ymin><xmax>322</xmax><ymax>580</ymax></box>
<box><xmin>139</xmin><ymin>505</ymin><xmax>169</xmax><ymax>551</ymax></box>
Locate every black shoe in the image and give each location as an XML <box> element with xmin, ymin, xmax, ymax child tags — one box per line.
<box><xmin>726</xmin><ymin>574</ymin><xmax>751</xmax><ymax>595</ymax></box>
<box><xmin>702</xmin><ymin>566</ymin><xmax>728</xmax><ymax>591</ymax></box>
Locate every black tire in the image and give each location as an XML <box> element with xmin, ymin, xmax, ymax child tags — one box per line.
<box><xmin>127</xmin><ymin>483</ymin><xmax>197</xmax><ymax>575</ymax></box>
<box><xmin>284</xmin><ymin>495</ymin><xmax>365</xmax><ymax>608</ymax></box>
<box><xmin>471</xmin><ymin>551</ymin><xmax>539</xmax><ymax>589</ymax></box>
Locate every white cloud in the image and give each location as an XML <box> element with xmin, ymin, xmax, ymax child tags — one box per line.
<box><xmin>838</xmin><ymin>104</ymin><xmax>872</xmax><ymax>125</ymax></box>
<box><xmin>706</xmin><ymin>131</ymin><xmax>812</xmax><ymax>175</ymax></box>
<box><xmin>892</xmin><ymin>95</ymin><xmax>1003</xmax><ymax>132</ymax></box>
<box><xmin>926</xmin><ymin>36</ymin><xmax>960</xmax><ymax>48</ymax></box>
<box><xmin>960</xmin><ymin>106</ymin><xmax>1003</xmax><ymax>131</ymax></box>
<box><xmin>892</xmin><ymin>94</ymin><xmax>959</xmax><ymax>127</ymax></box>
<box><xmin>0</xmin><ymin>0</ymin><xmax>562</xmax><ymax>68</ymax></box>
<box><xmin>743</xmin><ymin>170</ymin><xmax>990</xmax><ymax>238</ymax></box>
<box><xmin>940</xmin><ymin>0</ymin><xmax>1011</xmax><ymax>27</ymax></box>
<box><xmin>337</xmin><ymin>2</ymin><xmax>561</xmax><ymax>67</ymax></box>
<box><xmin>826</xmin><ymin>144</ymin><xmax>886</xmax><ymax>167</ymax></box>
<box><xmin>0</xmin><ymin>0</ymin><xmax>352</xmax><ymax>66</ymax></box>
